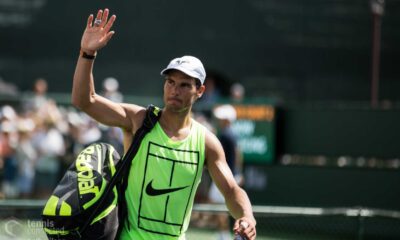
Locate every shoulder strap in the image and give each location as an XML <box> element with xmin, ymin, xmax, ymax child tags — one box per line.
<box><xmin>79</xmin><ymin>104</ymin><xmax>161</xmax><ymax>237</ymax></box>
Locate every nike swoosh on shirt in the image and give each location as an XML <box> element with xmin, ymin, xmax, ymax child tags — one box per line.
<box><xmin>145</xmin><ymin>180</ymin><xmax>189</xmax><ymax>196</ymax></box>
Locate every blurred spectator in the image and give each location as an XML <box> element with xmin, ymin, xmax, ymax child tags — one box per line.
<box><xmin>230</xmin><ymin>82</ymin><xmax>245</xmax><ymax>103</ymax></box>
<box><xmin>32</xmin><ymin>111</ymin><xmax>65</xmax><ymax>199</ymax></box>
<box><xmin>101</xmin><ymin>77</ymin><xmax>123</xmax><ymax>103</ymax></box>
<box><xmin>201</xmin><ymin>75</ymin><xmax>221</xmax><ymax>104</ymax></box>
<box><xmin>79</xmin><ymin>117</ymin><xmax>102</xmax><ymax>147</ymax></box>
<box><xmin>66</xmin><ymin>110</ymin><xmax>87</xmax><ymax>151</ymax></box>
<box><xmin>209</xmin><ymin>104</ymin><xmax>243</xmax><ymax>240</ymax></box>
<box><xmin>0</xmin><ymin>109</ymin><xmax>19</xmax><ymax>198</ymax></box>
<box><xmin>23</xmin><ymin>78</ymin><xmax>49</xmax><ymax>113</ymax></box>
<box><xmin>2</xmin><ymin>105</ymin><xmax>17</xmax><ymax>122</ymax></box>
<box><xmin>15</xmin><ymin>118</ymin><xmax>37</xmax><ymax>198</ymax></box>
<box><xmin>212</xmin><ymin>105</ymin><xmax>243</xmax><ymax>181</ymax></box>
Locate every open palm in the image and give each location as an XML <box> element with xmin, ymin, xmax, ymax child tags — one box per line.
<box><xmin>81</xmin><ymin>9</ymin><xmax>116</xmax><ymax>53</ymax></box>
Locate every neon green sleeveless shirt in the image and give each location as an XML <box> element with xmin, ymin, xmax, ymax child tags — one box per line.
<box><xmin>119</xmin><ymin>118</ymin><xmax>206</xmax><ymax>240</ymax></box>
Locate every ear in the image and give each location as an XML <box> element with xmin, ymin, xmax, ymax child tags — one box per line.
<box><xmin>197</xmin><ymin>85</ymin><xmax>206</xmax><ymax>98</ymax></box>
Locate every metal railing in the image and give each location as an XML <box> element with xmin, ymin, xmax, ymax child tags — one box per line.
<box><xmin>1</xmin><ymin>200</ymin><xmax>400</xmax><ymax>239</ymax></box>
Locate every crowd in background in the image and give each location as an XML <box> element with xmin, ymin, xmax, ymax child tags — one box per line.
<box><xmin>0</xmin><ymin>77</ymin><xmax>125</xmax><ymax>199</ymax></box>
<box><xmin>0</xmin><ymin>76</ymin><xmax>246</xmax><ymax>203</ymax></box>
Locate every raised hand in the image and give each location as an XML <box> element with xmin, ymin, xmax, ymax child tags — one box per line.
<box><xmin>81</xmin><ymin>9</ymin><xmax>116</xmax><ymax>54</ymax></box>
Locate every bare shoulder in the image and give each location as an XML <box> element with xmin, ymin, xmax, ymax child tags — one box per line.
<box><xmin>120</xmin><ymin>103</ymin><xmax>146</xmax><ymax>116</ymax></box>
<box><xmin>204</xmin><ymin>128</ymin><xmax>220</xmax><ymax>149</ymax></box>
<box><xmin>120</xmin><ymin>103</ymin><xmax>147</xmax><ymax>133</ymax></box>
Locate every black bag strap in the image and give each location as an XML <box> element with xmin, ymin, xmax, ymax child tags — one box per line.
<box><xmin>78</xmin><ymin>104</ymin><xmax>161</xmax><ymax>237</ymax></box>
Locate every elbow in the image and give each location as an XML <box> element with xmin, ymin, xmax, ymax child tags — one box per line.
<box><xmin>71</xmin><ymin>94</ymin><xmax>92</xmax><ymax>111</ymax></box>
<box><xmin>71</xmin><ymin>97</ymin><xmax>82</xmax><ymax>110</ymax></box>
<box><xmin>71</xmin><ymin>93</ymin><xmax>83</xmax><ymax>109</ymax></box>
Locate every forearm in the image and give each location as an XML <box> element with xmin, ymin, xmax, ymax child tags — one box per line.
<box><xmin>225</xmin><ymin>186</ymin><xmax>256</xmax><ymax>225</ymax></box>
<box><xmin>72</xmin><ymin>52</ymin><xmax>97</xmax><ymax>109</ymax></box>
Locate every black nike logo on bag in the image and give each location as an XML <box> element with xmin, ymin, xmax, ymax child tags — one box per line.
<box><xmin>145</xmin><ymin>180</ymin><xmax>189</xmax><ymax>196</ymax></box>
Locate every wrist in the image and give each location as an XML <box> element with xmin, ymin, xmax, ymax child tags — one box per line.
<box><xmin>80</xmin><ymin>49</ymin><xmax>97</xmax><ymax>60</ymax></box>
<box><xmin>80</xmin><ymin>48</ymin><xmax>97</xmax><ymax>55</ymax></box>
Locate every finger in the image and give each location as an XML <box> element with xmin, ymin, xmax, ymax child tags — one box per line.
<box><xmin>243</xmin><ymin>227</ymin><xmax>256</xmax><ymax>239</ymax></box>
<box><xmin>87</xmin><ymin>14</ymin><xmax>94</xmax><ymax>28</ymax></box>
<box><xmin>243</xmin><ymin>227</ymin><xmax>252</xmax><ymax>235</ymax></box>
<box><xmin>96</xmin><ymin>9</ymin><xmax>103</xmax><ymax>21</ymax></box>
<box><xmin>241</xmin><ymin>229</ymin><xmax>249</xmax><ymax>238</ymax></box>
<box><xmin>233</xmin><ymin>220</ymin><xmax>240</xmax><ymax>231</ymax></box>
<box><xmin>103</xmin><ymin>15</ymin><xmax>116</xmax><ymax>32</ymax></box>
<box><xmin>104</xmin><ymin>31</ymin><xmax>115</xmax><ymax>43</ymax></box>
<box><xmin>101</xmin><ymin>8</ymin><xmax>109</xmax><ymax>27</ymax></box>
<box><xmin>248</xmin><ymin>230</ymin><xmax>256</xmax><ymax>240</ymax></box>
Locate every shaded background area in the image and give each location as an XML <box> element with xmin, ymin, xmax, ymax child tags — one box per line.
<box><xmin>1</xmin><ymin>0</ymin><xmax>400</xmax><ymax>102</ymax></box>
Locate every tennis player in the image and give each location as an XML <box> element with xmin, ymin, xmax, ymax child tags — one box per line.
<box><xmin>72</xmin><ymin>8</ymin><xmax>256</xmax><ymax>240</ymax></box>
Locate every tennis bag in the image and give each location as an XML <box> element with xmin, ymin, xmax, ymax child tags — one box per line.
<box><xmin>42</xmin><ymin>105</ymin><xmax>161</xmax><ymax>239</ymax></box>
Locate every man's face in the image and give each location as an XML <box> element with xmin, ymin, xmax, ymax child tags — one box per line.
<box><xmin>163</xmin><ymin>70</ymin><xmax>204</xmax><ymax>112</ymax></box>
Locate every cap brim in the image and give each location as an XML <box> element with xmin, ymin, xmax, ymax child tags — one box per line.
<box><xmin>160</xmin><ymin>67</ymin><xmax>202</xmax><ymax>84</ymax></box>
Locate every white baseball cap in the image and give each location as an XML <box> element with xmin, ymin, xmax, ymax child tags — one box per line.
<box><xmin>213</xmin><ymin>104</ymin><xmax>237</xmax><ymax>122</ymax></box>
<box><xmin>160</xmin><ymin>56</ymin><xmax>206</xmax><ymax>85</ymax></box>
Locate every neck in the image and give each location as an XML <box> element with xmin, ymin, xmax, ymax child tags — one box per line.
<box><xmin>160</xmin><ymin>107</ymin><xmax>192</xmax><ymax>133</ymax></box>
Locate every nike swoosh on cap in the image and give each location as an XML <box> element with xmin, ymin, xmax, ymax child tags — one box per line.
<box><xmin>145</xmin><ymin>179</ymin><xmax>189</xmax><ymax>196</ymax></box>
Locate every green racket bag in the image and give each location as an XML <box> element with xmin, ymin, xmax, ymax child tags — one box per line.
<box><xmin>42</xmin><ymin>105</ymin><xmax>161</xmax><ymax>240</ymax></box>
<box><xmin>42</xmin><ymin>142</ymin><xmax>121</xmax><ymax>239</ymax></box>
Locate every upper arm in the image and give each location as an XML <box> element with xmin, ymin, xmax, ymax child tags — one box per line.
<box><xmin>205</xmin><ymin>130</ymin><xmax>239</xmax><ymax>197</ymax></box>
<box><xmin>76</xmin><ymin>93</ymin><xmax>145</xmax><ymax>132</ymax></box>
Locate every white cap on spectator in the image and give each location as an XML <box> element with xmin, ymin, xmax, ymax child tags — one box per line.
<box><xmin>1</xmin><ymin>105</ymin><xmax>16</xmax><ymax>120</ymax></box>
<box><xmin>1</xmin><ymin>120</ymin><xmax>16</xmax><ymax>133</ymax></box>
<box><xmin>161</xmin><ymin>56</ymin><xmax>206</xmax><ymax>84</ymax></box>
<box><xmin>213</xmin><ymin>104</ymin><xmax>237</xmax><ymax>122</ymax></box>
<box><xmin>103</xmin><ymin>77</ymin><xmax>119</xmax><ymax>92</ymax></box>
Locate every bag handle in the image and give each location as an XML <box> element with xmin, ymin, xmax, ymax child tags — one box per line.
<box><xmin>78</xmin><ymin>105</ymin><xmax>161</xmax><ymax>237</ymax></box>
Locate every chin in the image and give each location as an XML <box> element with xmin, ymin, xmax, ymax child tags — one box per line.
<box><xmin>165</xmin><ymin>103</ymin><xmax>179</xmax><ymax>111</ymax></box>
<box><xmin>166</xmin><ymin>104</ymin><xmax>189</xmax><ymax>113</ymax></box>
